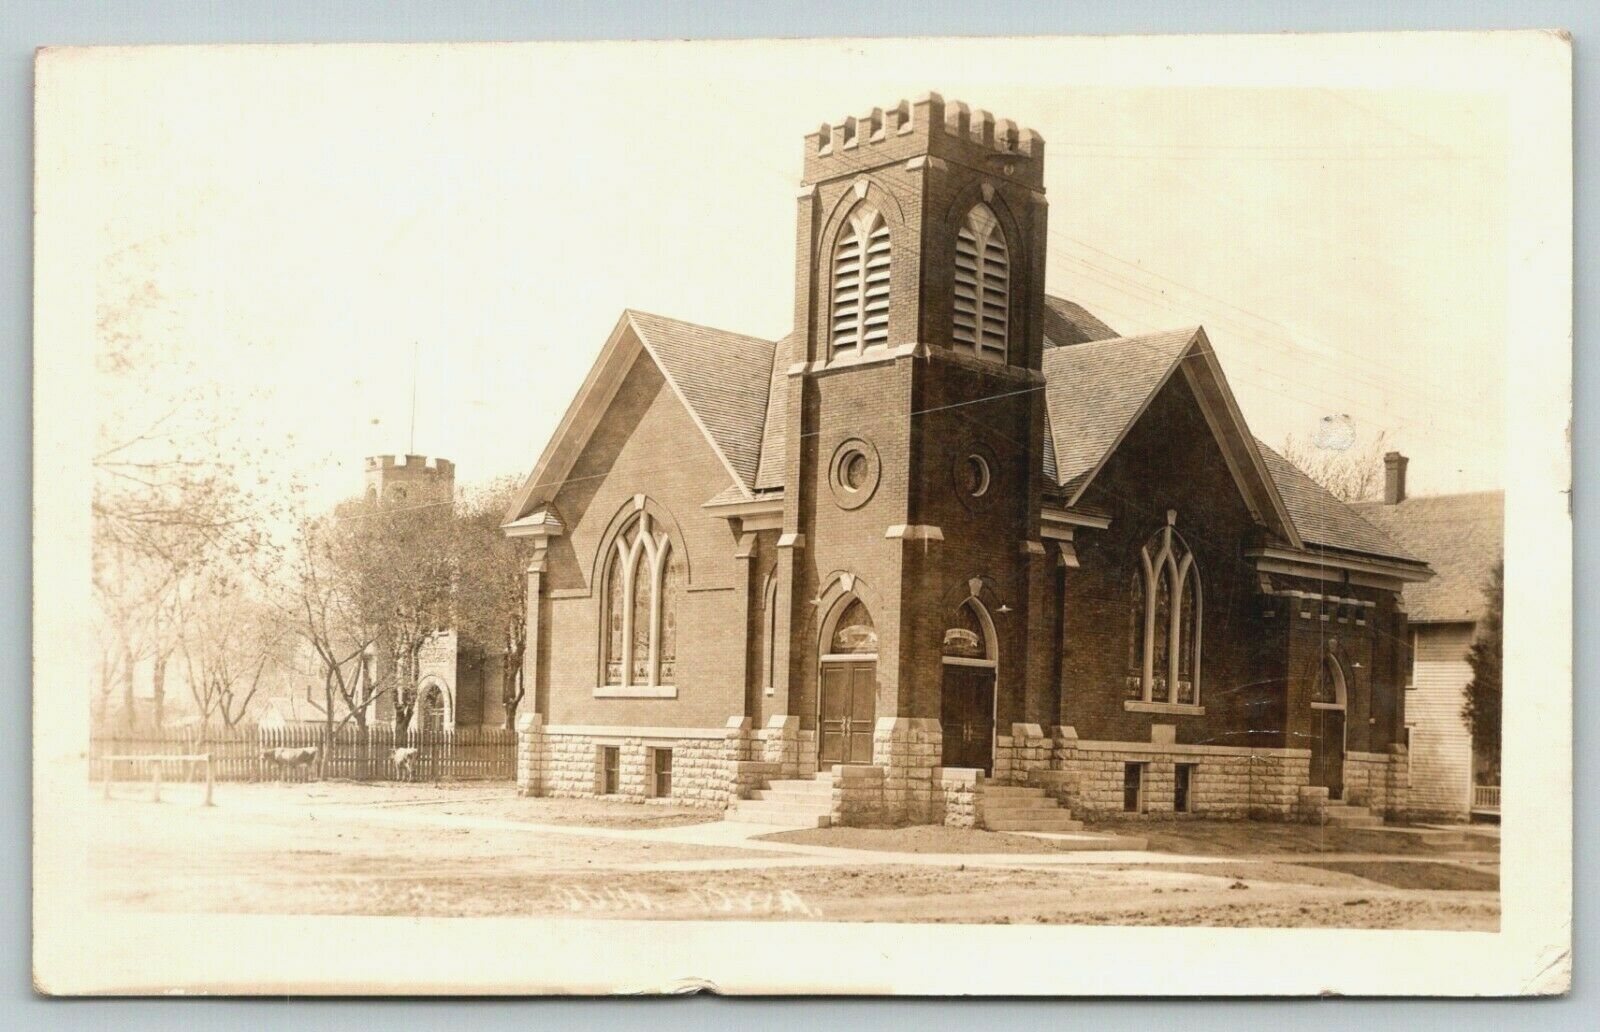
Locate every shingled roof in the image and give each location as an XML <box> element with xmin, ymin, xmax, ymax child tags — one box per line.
<box><xmin>1352</xmin><ymin>492</ymin><xmax>1503</xmax><ymax>622</ymax></box>
<box><xmin>520</xmin><ymin>300</ymin><xmax>1422</xmax><ymax>570</ymax></box>
<box><xmin>1043</xmin><ymin>294</ymin><xmax>1120</xmax><ymax>347</ymax></box>
<box><xmin>628</xmin><ymin>310</ymin><xmax>777</xmax><ymax>494</ymax></box>
<box><xmin>1042</xmin><ymin>328</ymin><xmax>1200</xmax><ymax>494</ymax></box>
<box><xmin>1255</xmin><ymin>441</ymin><xmax>1423</xmax><ymax>564</ymax></box>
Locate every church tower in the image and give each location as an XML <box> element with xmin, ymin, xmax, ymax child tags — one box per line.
<box><xmin>777</xmin><ymin>93</ymin><xmax>1052</xmax><ymax>797</ymax></box>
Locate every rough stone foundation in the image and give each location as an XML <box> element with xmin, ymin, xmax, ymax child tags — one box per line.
<box><xmin>871</xmin><ymin>717</ymin><xmax>940</xmax><ymax>825</ymax></box>
<box><xmin>1343</xmin><ymin>746</ymin><xmax>1411</xmax><ymax>820</ymax></box>
<box><xmin>1058</xmin><ymin>726</ymin><xmax>1313</xmax><ymax>819</ymax></box>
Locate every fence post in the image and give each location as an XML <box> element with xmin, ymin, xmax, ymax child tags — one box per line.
<box><xmin>150</xmin><ymin>760</ymin><xmax>162</xmax><ymax>803</ymax></box>
<box><xmin>103</xmin><ymin>757</ymin><xmax>112</xmax><ymax>800</ymax></box>
<box><xmin>203</xmin><ymin>754</ymin><xmax>214</xmax><ymax>807</ymax></box>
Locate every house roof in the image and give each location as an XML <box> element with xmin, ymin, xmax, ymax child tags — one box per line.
<box><xmin>1352</xmin><ymin>491</ymin><xmax>1504</xmax><ymax>622</ymax></box>
<box><xmin>511</xmin><ymin>298</ymin><xmax>1423</xmax><ymax>570</ymax></box>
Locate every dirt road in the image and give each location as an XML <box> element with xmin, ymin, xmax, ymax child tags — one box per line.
<box><xmin>87</xmin><ymin>783</ymin><xmax>1499</xmax><ymax>929</ymax></box>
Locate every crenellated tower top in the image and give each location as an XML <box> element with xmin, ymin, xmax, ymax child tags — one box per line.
<box><xmin>802</xmin><ymin>92</ymin><xmax>1044</xmax><ymax>190</ymax></box>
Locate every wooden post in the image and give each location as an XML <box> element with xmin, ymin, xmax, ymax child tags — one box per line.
<box><xmin>150</xmin><ymin>760</ymin><xmax>162</xmax><ymax>802</ymax></box>
<box><xmin>203</xmin><ymin>754</ymin><xmax>214</xmax><ymax>807</ymax></box>
<box><xmin>102</xmin><ymin>757</ymin><xmax>112</xmax><ymax>800</ymax></box>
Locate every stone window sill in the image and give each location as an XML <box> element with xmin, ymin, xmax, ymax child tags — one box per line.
<box><xmin>594</xmin><ymin>684</ymin><xmax>678</xmax><ymax>699</ymax></box>
<box><xmin>1124</xmin><ymin>700</ymin><xmax>1205</xmax><ymax>716</ymax></box>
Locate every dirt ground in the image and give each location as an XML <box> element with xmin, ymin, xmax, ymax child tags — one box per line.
<box><xmin>86</xmin><ymin>782</ymin><xmax>1500</xmax><ymax>929</ymax></box>
<box><xmin>1081</xmin><ymin>817</ymin><xmax>1499</xmax><ymax>857</ymax></box>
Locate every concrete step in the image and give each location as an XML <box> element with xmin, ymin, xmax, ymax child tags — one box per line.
<box><xmin>981</xmin><ymin>801</ymin><xmax>1065</xmax><ymax>818</ymax></box>
<box><xmin>750</xmin><ymin>788</ymin><xmax>836</xmax><ymax>804</ymax></box>
<box><xmin>980</xmin><ymin>785</ymin><xmax>1047</xmax><ymax>798</ymax></box>
<box><xmin>725</xmin><ymin>805</ymin><xmax>832</xmax><ymax>828</ymax></box>
<box><xmin>983</xmin><ymin>816</ymin><xmax>1085</xmax><ymax>833</ymax></box>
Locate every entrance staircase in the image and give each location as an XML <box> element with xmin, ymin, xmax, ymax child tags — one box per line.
<box><xmin>977</xmin><ymin>783</ymin><xmax>1083</xmax><ymax>834</ymax></box>
<box><xmin>1322</xmin><ymin>798</ymin><xmax>1384</xmax><ymax>828</ymax></box>
<box><xmin>725</xmin><ymin>771</ymin><xmax>836</xmax><ymax>827</ymax></box>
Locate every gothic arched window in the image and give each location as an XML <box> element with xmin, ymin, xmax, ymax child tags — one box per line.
<box><xmin>601</xmin><ymin>511</ymin><xmax>677</xmax><ymax>688</ymax></box>
<box><xmin>953</xmin><ymin>204</ymin><xmax>1010</xmax><ymax>361</ymax></box>
<box><xmin>830</xmin><ymin>206</ymin><xmax>892</xmax><ymax>356</ymax></box>
<box><xmin>1127</xmin><ymin>522</ymin><xmax>1202</xmax><ymax>705</ymax></box>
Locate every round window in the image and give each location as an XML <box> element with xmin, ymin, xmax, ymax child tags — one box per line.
<box><xmin>952</xmin><ymin>444</ymin><xmax>999</xmax><ymax>512</ymax></box>
<box><xmin>828</xmin><ymin>438</ymin><xmax>880</xmax><ymax>510</ymax></box>
<box><xmin>962</xmin><ymin>455</ymin><xmax>991</xmax><ymax>497</ymax></box>
<box><xmin>842</xmin><ymin>451</ymin><xmax>869</xmax><ymax>491</ymax></box>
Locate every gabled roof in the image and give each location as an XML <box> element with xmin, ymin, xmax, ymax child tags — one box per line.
<box><xmin>508</xmin><ymin>299</ymin><xmax>1422</xmax><ymax>569</ymax></box>
<box><xmin>1352</xmin><ymin>491</ymin><xmax>1503</xmax><ymax>622</ymax></box>
<box><xmin>1042</xmin><ymin>327</ymin><xmax>1200</xmax><ymax>493</ymax></box>
<box><xmin>1041</xmin><ymin>326</ymin><xmax>1304</xmax><ymax>550</ymax></box>
<box><xmin>627</xmin><ymin>311</ymin><xmax>777</xmax><ymax>492</ymax></box>
<box><xmin>504</xmin><ymin>310</ymin><xmax>777</xmax><ymax>524</ymax></box>
<box><xmin>1255</xmin><ymin>441</ymin><xmax>1423</xmax><ymax>564</ymax></box>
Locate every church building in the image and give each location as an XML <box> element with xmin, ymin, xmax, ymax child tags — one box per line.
<box><xmin>502</xmin><ymin>94</ymin><xmax>1432</xmax><ymax>827</ymax></box>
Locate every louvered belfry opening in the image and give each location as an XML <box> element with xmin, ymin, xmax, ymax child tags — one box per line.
<box><xmin>831</xmin><ymin>206</ymin><xmax>892</xmax><ymax>355</ymax></box>
<box><xmin>952</xmin><ymin>203</ymin><xmax>1009</xmax><ymax>361</ymax></box>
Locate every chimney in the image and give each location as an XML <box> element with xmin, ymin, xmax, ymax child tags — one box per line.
<box><xmin>1383</xmin><ymin>452</ymin><xmax>1409</xmax><ymax>505</ymax></box>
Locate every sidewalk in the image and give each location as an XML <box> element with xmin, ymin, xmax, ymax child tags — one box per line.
<box><xmin>204</xmin><ymin>790</ymin><xmax>1496</xmax><ymax>876</ymax></box>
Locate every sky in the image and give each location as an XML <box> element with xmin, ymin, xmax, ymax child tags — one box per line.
<box><xmin>82</xmin><ymin>39</ymin><xmax>1509</xmax><ymax>511</ymax></box>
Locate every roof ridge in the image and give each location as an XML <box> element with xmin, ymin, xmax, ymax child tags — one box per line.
<box><xmin>622</xmin><ymin>307</ymin><xmax>779</xmax><ymax>348</ymax></box>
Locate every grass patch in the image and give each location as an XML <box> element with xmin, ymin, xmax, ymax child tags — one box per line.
<box><xmin>1298</xmin><ymin>861</ymin><xmax>1499</xmax><ymax>892</ymax></box>
<box><xmin>1082</xmin><ymin>819</ymin><xmax>1496</xmax><ymax>857</ymax></box>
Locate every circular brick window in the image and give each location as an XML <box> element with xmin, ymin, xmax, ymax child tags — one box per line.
<box><xmin>828</xmin><ymin>438</ymin><xmax>880</xmax><ymax>510</ymax></box>
<box><xmin>961</xmin><ymin>454</ymin><xmax>991</xmax><ymax>497</ymax></box>
<box><xmin>953</xmin><ymin>443</ymin><xmax>999</xmax><ymax>512</ymax></box>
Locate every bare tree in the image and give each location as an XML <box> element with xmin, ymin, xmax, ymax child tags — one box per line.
<box><xmin>451</xmin><ymin>477</ymin><xmax>531</xmax><ymax>729</ymax></box>
<box><xmin>1280</xmin><ymin>428</ymin><xmax>1389</xmax><ymax>502</ymax></box>
<box><xmin>176</xmin><ymin>572</ymin><xmax>284</xmax><ymax>738</ymax></box>
<box><xmin>92</xmin><ymin>239</ymin><xmax>278</xmax><ymax>730</ymax></box>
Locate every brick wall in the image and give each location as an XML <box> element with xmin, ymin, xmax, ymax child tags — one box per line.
<box><xmin>540</xmin><ymin>353</ymin><xmax>750</xmax><ymax>730</ymax></box>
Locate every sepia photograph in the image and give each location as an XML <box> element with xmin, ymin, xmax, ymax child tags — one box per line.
<box><xmin>30</xmin><ymin>30</ymin><xmax>1571</xmax><ymax>996</ymax></box>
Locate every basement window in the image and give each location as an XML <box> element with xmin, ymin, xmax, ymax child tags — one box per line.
<box><xmin>1123</xmin><ymin>762</ymin><xmax>1146</xmax><ymax>813</ymax></box>
<box><xmin>1175</xmin><ymin>763</ymin><xmax>1196</xmax><ymax>814</ymax></box>
<box><xmin>600</xmin><ymin>746</ymin><xmax>620</xmax><ymax>796</ymax></box>
<box><xmin>651</xmin><ymin>748</ymin><xmax>673</xmax><ymax>799</ymax></box>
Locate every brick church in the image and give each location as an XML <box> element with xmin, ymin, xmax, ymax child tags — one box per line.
<box><xmin>502</xmin><ymin>94</ymin><xmax>1433</xmax><ymax>827</ymax></box>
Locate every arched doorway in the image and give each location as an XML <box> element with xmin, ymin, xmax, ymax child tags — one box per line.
<box><xmin>416</xmin><ymin>679</ymin><xmax>450</xmax><ymax>734</ymax></box>
<box><xmin>940</xmin><ymin>597</ymin><xmax>997</xmax><ymax>773</ymax></box>
<box><xmin>1308</xmin><ymin>646</ymin><xmax>1349</xmax><ymax>799</ymax></box>
<box><xmin>818</xmin><ymin>596</ymin><xmax>877</xmax><ymax>768</ymax></box>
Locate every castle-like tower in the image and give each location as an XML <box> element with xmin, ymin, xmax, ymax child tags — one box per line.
<box><xmin>776</xmin><ymin>93</ymin><xmax>1053</xmax><ymax>778</ymax></box>
<box><xmin>363</xmin><ymin>454</ymin><xmax>456</xmax><ymax>509</ymax></box>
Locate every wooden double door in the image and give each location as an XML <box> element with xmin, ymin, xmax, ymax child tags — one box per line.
<box><xmin>1309</xmin><ymin>707</ymin><xmax>1346</xmax><ymax>800</ymax></box>
<box><xmin>819</xmin><ymin>660</ymin><xmax>876</xmax><ymax>768</ymax></box>
<box><xmin>940</xmin><ymin>663</ymin><xmax>995</xmax><ymax>774</ymax></box>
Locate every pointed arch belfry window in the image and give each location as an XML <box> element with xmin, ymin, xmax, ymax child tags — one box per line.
<box><xmin>953</xmin><ymin>203</ymin><xmax>1009</xmax><ymax>361</ymax></box>
<box><xmin>830</xmin><ymin>206</ymin><xmax>892</xmax><ymax>356</ymax></box>
<box><xmin>601</xmin><ymin>511</ymin><xmax>677</xmax><ymax>689</ymax></box>
<box><xmin>1127</xmin><ymin>520</ymin><xmax>1202</xmax><ymax>705</ymax></box>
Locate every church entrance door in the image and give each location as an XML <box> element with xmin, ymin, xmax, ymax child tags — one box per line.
<box><xmin>818</xmin><ymin>660</ymin><xmax>876</xmax><ymax>768</ymax></box>
<box><xmin>940</xmin><ymin>664</ymin><xmax>996</xmax><ymax>774</ymax></box>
